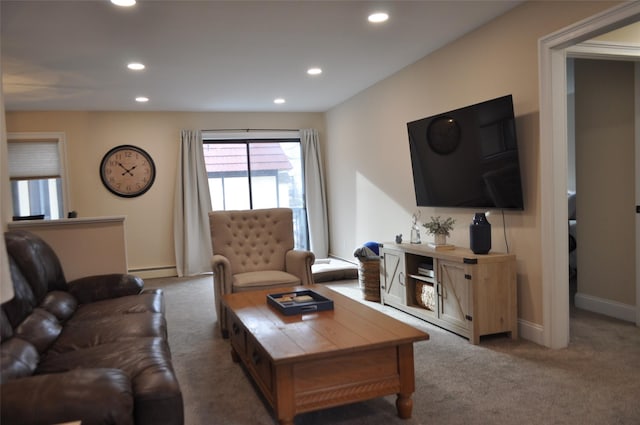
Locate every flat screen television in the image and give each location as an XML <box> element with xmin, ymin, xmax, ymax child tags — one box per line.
<box><xmin>407</xmin><ymin>94</ymin><xmax>524</xmax><ymax>210</ymax></box>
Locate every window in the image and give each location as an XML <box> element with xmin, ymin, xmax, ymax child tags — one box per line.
<box><xmin>203</xmin><ymin>132</ymin><xmax>308</xmax><ymax>250</ymax></box>
<box><xmin>7</xmin><ymin>133</ymin><xmax>68</xmax><ymax>220</ymax></box>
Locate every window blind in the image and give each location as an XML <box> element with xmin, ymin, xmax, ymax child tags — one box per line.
<box><xmin>8</xmin><ymin>140</ymin><xmax>61</xmax><ymax>179</ymax></box>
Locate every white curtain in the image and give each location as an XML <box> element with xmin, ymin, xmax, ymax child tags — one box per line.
<box><xmin>174</xmin><ymin>130</ymin><xmax>212</xmax><ymax>276</ymax></box>
<box><xmin>301</xmin><ymin>128</ymin><xmax>329</xmax><ymax>258</ymax></box>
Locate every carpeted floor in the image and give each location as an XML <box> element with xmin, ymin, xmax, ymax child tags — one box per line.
<box><xmin>146</xmin><ymin>276</ymin><xmax>640</xmax><ymax>425</ymax></box>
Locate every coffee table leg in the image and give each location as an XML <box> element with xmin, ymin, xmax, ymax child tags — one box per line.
<box><xmin>396</xmin><ymin>343</ymin><xmax>416</xmax><ymax>419</ymax></box>
<box><xmin>396</xmin><ymin>393</ymin><xmax>413</xmax><ymax>419</ymax></box>
<box><xmin>230</xmin><ymin>346</ymin><xmax>240</xmax><ymax>363</ymax></box>
<box><xmin>275</xmin><ymin>365</ymin><xmax>296</xmax><ymax>425</ymax></box>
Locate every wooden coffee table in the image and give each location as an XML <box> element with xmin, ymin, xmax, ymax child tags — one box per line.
<box><xmin>222</xmin><ymin>285</ymin><xmax>429</xmax><ymax>425</ymax></box>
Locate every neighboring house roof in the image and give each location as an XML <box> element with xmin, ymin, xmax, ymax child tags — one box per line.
<box><xmin>203</xmin><ymin>143</ymin><xmax>292</xmax><ymax>173</ymax></box>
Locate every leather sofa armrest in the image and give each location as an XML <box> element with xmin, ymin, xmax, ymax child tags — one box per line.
<box><xmin>67</xmin><ymin>274</ymin><xmax>144</xmax><ymax>304</ymax></box>
<box><xmin>0</xmin><ymin>368</ymin><xmax>134</xmax><ymax>425</ymax></box>
<box><xmin>285</xmin><ymin>250</ymin><xmax>315</xmax><ymax>286</ymax></box>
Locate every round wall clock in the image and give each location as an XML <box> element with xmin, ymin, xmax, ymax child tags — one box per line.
<box><xmin>100</xmin><ymin>145</ymin><xmax>156</xmax><ymax>198</ymax></box>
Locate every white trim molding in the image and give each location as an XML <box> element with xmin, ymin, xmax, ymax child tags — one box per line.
<box><xmin>570</xmin><ymin>40</ymin><xmax>640</xmax><ymax>60</ymax></box>
<box><xmin>538</xmin><ymin>2</ymin><xmax>640</xmax><ymax>348</ymax></box>
<box><xmin>518</xmin><ymin>318</ymin><xmax>545</xmax><ymax>347</ymax></box>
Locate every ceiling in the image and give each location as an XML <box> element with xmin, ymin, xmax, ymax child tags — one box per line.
<box><xmin>1</xmin><ymin>0</ymin><xmax>523</xmax><ymax>112</ymax></box>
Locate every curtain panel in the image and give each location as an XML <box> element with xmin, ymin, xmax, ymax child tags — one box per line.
<box><xmin>174</xmin><ymin>130</ymin><xmax>212</xmax><ymax>276</ymax></box>
<box><xmin>301</xmin><ymin>128</ymin><xmax>329</xmax><ymax>258</ymax></box>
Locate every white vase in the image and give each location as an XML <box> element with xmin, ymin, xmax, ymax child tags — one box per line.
<box><xmin>434</xmin><ymin>233</ymin><xmax>447</xmax><ymax>245</ymax></box>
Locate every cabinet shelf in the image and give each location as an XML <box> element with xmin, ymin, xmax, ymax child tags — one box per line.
<box><xmin>379</xmin><ymin>243</ymin><xmax>518</xmax><ymax>344</ymax></box>
<box><xmin>408</xmin><ymin>273</ymin><xmax>435</xmax><ymax>283</ymax></box>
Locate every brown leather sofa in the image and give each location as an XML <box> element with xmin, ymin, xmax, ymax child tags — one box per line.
<box><xmin>0</xmin><ymin>230</ymin><xmax>183</xmax><ymax>425</ymax></box>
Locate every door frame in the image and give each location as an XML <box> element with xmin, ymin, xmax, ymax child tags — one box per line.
<box><xmin>538</xmin><ymin>2</ymin><xmax>640</xmax><ymax>348</ymax></box>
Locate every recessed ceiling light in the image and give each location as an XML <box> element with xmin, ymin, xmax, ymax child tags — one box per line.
<box><xmin>135</xmin><ymin>96</ymin><xmax>149</xmax><ymax>103</ymax></box>
<box><xmin>127</xmin><ymin>62</ymin><xmax>145</xmax><ymax>71</ymax></box>
<box><xmin>307</xmin><ymin>67</ymin><xmax>322</xmax><ymax>76</ymax></box>
<box><xmin>274</xmin><ymin>98</ymin><xmax>286</xmax><ymax>104</ymax></box>
<box><xmin>368</xmin><ymin>12</ymin><xmax>389</xmax><ymax>23</ymax></box>
<box><xmin>111</xmin><ymin>0</ymin><xmax>136</xmax><ymax>7</ymax></box>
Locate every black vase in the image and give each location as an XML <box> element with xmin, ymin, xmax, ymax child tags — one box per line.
<box><xmin>469</xmin><ymin>212</ymin><xmax>491</xmax><ymax>254</ymax></box>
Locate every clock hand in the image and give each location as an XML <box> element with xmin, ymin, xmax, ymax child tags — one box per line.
<box><xmin>118</xmin><ymin>162</ymin><xmax>135</xmax><ymax>176</ymax></box>
<box><xmin>121</xmin><ymin>165</ymin><xmax>137</xmax><ymax>176</ymax></box>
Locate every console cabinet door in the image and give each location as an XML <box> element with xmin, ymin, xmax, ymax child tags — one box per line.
<box><xmin>380</xmin><ymin>248</ymin><xmax>406</xmax><ymax>307</ymax></box>
<box><xmin>437</xmin><ymin>259</ymin><xmax>471</xmax><ymax>335</ymax></box>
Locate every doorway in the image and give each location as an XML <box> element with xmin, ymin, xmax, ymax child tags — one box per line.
<box><xmin>568</xmin><ymin>57</ymin><xmax>637</xmax><ymax>321</ymax></box>
<box><xmin>538</xmin><ymin>2</ymin><xmax>640</xmax><ymax>349</ymax></box>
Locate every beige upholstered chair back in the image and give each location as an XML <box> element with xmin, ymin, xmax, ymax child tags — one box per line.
<box><xmin>209</xmin><ymin>208</ymin><xmax>295</xmax><ymax>275</ymax></box>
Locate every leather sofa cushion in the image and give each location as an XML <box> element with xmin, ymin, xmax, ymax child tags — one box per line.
<box><xmin>233</xmin><ymin>270</ymin><xmax>300</xmax><ymax>290</ymax></box>
<box><xmin>49</xmin><ymin>313</ymin><xmax>167</xmax><ymax>355</ymax></box>
<box><xmin>37</xmin><ymin>337</ymin><xmax>183</xmax><ymax>425</ymax></box>
<box><xmin>72</xmin><ymin>291</ymin><xmax>164</xmax><ymax>321</ymax></box>
<box><xmin>69</xmin><ymin>274</ymin><xmax>144</xmax><ymax>304</ymax></box>
<box><xmin>0</xmin><ymin>310</ymin><xmax>13</xmax><ymax>341</ymax></box>
<box><xmin>5</xmin><ymin>230</ymin><xmax>67</xmax><ymax>301</ymax></box>
<box><xmin>3</xmin><ymin>260</ymin><xmax>37</xmax><ymax>329</ymax></box>
<box><xmin>1</xmin><ymin>368</ymin><xmax>134</xmax><ymax>425</ymax></box>
<box><xmin>0</xmin><ymin>338</ymin><xmax>39</xmax><ymax>383</ymax></box>
<box><xmin>14</xmin><ymin>308</ymin><xmax>62</xmax><ymax>354</ymax></box>
<box><xmin>39</xmin><ymin>291</ymin><xmax>77</xmax><ymax>322</ymax></box>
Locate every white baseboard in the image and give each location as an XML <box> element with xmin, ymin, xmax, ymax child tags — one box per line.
<box><xmin>513</xmin><ymin>297</ymin><xmax>636</xmax><ymax>348</ymax></box>
<box><xmin>518</xmin><ymin>318</ymin><xmax>545</xmax><ymax>346</ymax></box>
<box><xmin>575</xmin><ymin>292</ymin><xmax>636</xmax><ymax>323</ymax></box>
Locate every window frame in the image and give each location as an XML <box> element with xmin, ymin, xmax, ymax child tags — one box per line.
<box><xmin>7</xmin><ymin>132</ymin><xmax>70</xmax><ymax>220</ymax></box>
<box><xmin>202</xmin><ymin>130</ymin><xmax>309</xmax><ymax>250</ymax></box>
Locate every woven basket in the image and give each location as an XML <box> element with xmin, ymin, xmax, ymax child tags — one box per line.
<box><xmin>415</xmin><ymin>281</ymin><xmax>435</xmax><ymax>311</ymax></box>
<box><xmin>358</xmin><ymin>259</ymin><xmax>381</xmax><ymax>302</ymax></box>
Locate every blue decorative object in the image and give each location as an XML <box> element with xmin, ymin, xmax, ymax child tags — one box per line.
<box><xmin>363</xmin><ymin>241</ymin><xmax>380</xmax><ymax>256</ymax></box>
<box><xmin>469</xmin><ymin>213</ymin><xmax>491</xmax><ymax>254</ymax></box>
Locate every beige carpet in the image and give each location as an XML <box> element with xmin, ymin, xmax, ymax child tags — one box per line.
<box><xmin>146</xmin><ymin>276</ymin><xmax>640</xmax><ymax>425</ymax></box>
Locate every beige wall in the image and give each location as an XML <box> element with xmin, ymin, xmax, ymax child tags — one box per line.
<box><xmin>323</xmin><ymin>1</ymin><xmax>618</xmax><ymax>326</ymax></box>
<box><xmin>574</xmin><ymin>59</ymin><xmax>636</xmax><ymax>304</ymax></box>
<box><xmin>5</xmin><ymin>111</ymin><xmax>324</xmax><ymax>276</ymax></box>
<box><xmin>594</xmin><ymin>21</ymin><xmax>640</xmax><ymax>43</ymax></box>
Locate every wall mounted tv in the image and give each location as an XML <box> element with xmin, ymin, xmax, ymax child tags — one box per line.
<box><xmin>407</xmin><ymin>94</ymin><xmax>524</xmax><ymax>210</ymax></box>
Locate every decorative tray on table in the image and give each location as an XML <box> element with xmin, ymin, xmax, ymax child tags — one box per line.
<box><xmin>267</xmin><ymin>289</ymin><xmax>334</xmax><ymax>316</ymax></box>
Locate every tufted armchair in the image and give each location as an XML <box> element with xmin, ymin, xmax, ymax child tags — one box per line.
<box><xmin>209</xmin><ymin>208</ymin><xmax>315</xmax><ymax>336</ymax></box>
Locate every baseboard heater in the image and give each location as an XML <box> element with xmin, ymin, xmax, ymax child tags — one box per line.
<box><xmin>128</xmin><ymin>265</ymin><xmax>178</xmax><ymax>279</ymax></box>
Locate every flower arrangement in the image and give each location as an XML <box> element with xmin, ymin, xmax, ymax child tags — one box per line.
<box><xmin>422</xmin><ymin>216</ymin><xmax>456</xmax><ymax>237</ymax></box>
